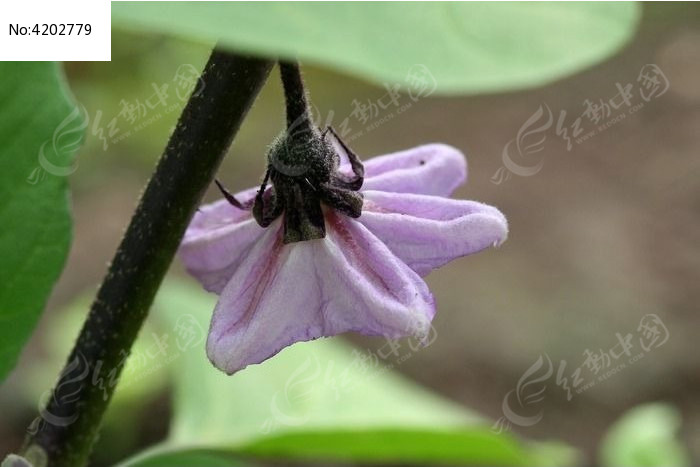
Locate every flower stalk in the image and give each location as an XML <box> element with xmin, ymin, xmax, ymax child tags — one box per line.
<box><xmin>278</xmin><ymin>60</ymin><xmax>311</xmax><ymax>129</ymax></box>
<box><xmin>21</xmin><ymin>48</ymin><xmax>273</xmax><ymax>467</ymax></box>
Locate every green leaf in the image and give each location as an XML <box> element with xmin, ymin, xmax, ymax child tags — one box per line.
<box><xmin>124</xmin><ymin>428</ymin><xmax>575</xmax><ymax>467</ymax></box>
<box><xmin>112</xmin><ymin>2</ymin><xmax>640</xmax><ymax>94</ymax></box>
<box><xmin>118</xmin><ymin>449</ymin><xmax>248</xmax><ymax>467</ymax></box>
<box><xmin>119</xmin><ymin>279</ymin><xmax>577</xmax><ymax>466</ymax></box>
<box><xmin>0</xmin><ymin>63</ymin><xmax>85</xmax><ymax>382</ymax></box>
<box><xmin>236</xmin><ymin>428</ymin><xmax>576</xmax><ymax>466</ymax></box>
<box><xmin>599</xmin><ymin>403</ymin><xmax>691</xmax><ymax>467</ymax></box>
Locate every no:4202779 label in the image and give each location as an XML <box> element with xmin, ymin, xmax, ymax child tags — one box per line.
<box><xmin>9</xmin><ymin>23</ymin><xmax>92</xmax><ymax>36</ymax></box>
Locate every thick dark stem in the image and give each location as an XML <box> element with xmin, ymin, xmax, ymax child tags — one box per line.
<box><xmin>279</xmin><ymin>60</ymin><xmax>311</xmax><ymax>130</ymax></box>
<box><xmin>21</xmin><ymin>49</ymin><xmax>273</xmax><ymax>467</ymax></box>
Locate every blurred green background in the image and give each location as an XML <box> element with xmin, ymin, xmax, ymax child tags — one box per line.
<box><xmin>1</xmin><ymin>3</ymin><xmax>699</xmax><ymax>466</ymax></box>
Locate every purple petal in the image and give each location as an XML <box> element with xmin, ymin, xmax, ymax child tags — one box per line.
<box><xmin>342</xmin><ymin>144</ymin><xmax>467</xmax><ymax>196</ymax></box>
<box><xmin>358</xmin><ymin>190</ymin><xmax>508</xmax><ymax>276</ymax></box>
<box><xmin>179</xmin><ymin>187</ymin><xmax>264</xmax><ymax>293</ymax></box>
<box><xmin>206</xmin><ymin>212</ymin><xmax>435</xmax><ymax>374</ymax></box>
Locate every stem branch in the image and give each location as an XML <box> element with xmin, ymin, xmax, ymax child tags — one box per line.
<box><xmin>21</xmin><ymin>48</ymin><xmax>273</xmax><ymax>467</ymax></box>
<box><xmin>279</xmin><ymin>60</ymin><xmax>310</xmax><ymax>129</ymax></box>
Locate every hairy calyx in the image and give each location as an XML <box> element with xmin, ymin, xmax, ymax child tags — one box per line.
<box><xmin>217</xmin><ymin>61</ymin><xmax>364</xmax><ymax>244</ymax></box>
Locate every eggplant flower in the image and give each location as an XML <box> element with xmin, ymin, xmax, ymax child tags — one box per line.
<box><xmin>179</xmin><ymin>63</ymin><xmax>508</xmax><ymax>374</ymax></box>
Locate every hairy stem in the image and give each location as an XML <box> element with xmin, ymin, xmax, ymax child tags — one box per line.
<box><xmin>21</xmin><ymin>49</ymin><xmax>273</xmax><ymax>467</ymax></box>
<box><xmin>279</xmin><ymin>60</ymin><xmax>311</xmax><ymax>129</ymax></box>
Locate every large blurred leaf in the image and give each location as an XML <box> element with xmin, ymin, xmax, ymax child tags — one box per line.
<box><xmin>236</xmin><ymin>428</ymin><xmax>577</xmax><ymax>466</ymax></box>
<box><xmin>0</xmin><ymin>63</ymin><xmax>85</xmax><ymax>382</ymax></box>
<box><xmin>119</xmin><ymin>450</ymin><xmax>248</xmax><ymax>467</ymax></box>
<box><xmin>125</xmin><ymin>428</ymin><xmax>575</xmax><ymax>467</ymax></box>
<box><xmin>112</xmin><ymin>2</ymin><xmax>640</xmax><ymax>94</ymax></box>
<box><xmin>599</xmin><ymin>403</ymin><xmax>691</xmax><ymax>467</ymax></box>
<box><xmin>118</xmin><ymin>279</ymin><xmax>576</xmax><ymax>466</ymax></box>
